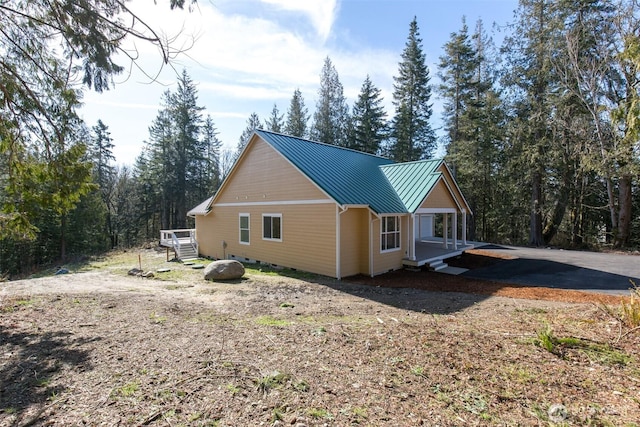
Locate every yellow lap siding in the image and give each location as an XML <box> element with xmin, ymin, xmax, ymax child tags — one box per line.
<box><xmin>217</xmin><ymin>138</ymin><xmax>329</xmax><ymax>204</ymax></box>
<box><xmin>371</xmin><ymin>215</ymin><xmax>408</xmax><ymax>276</ymax></box>
<box><xmin>196</xmin><ymin>204</ymin><xmax>337</xmax><ymax>278</ymax></box>
<box><xmin>339</xmin><ymin>208</ymin><xmax>370</xmax><ymax>277</ymax></box>
<box><xmin>420</xmin><ymin>179</ymin><xmax>458</xmax><ymax>209</ymax></box>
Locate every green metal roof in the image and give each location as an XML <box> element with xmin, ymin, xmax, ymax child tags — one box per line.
<box><xmin>380</xmin><ymin>160</ymin><xmax>444</xmax><ymax>213</ymax></box>
<box><xmin>256</xmin><ymin>130</ymin><xmax>408</xmax><ymax>214</ymax></box>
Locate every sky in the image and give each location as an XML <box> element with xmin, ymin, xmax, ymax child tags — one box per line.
<box><xmin>80</xmin><ymin>0</ymin><xmax>520</xmax><ymax>165</ymax></box>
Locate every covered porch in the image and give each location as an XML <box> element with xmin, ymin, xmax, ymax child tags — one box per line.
<box><xmin>403</xmin><ymin>209</ymin><xmax>474</xmax><ymax>271</ymax></box>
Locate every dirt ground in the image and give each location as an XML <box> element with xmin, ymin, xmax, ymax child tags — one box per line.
<box><xmin>1</xmin><ymin>249</ymin><xmax>639</xmax><ymax>426</ymax></box>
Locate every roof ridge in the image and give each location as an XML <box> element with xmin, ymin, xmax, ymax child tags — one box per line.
<box><xmin>255</xmin><ymin>129</ymin><xmax>392</xmax><ymax>161</ymax></box>
<box><xmin>379</xmin><ymin>158</ymin><xmax>444</xmax><ymax>168</ymax></box>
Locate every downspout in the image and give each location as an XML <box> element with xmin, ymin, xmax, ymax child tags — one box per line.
<box><xmin>336</xmin><ymin>205</ymin><xmax>349</xmax><ymax>280</ymax></box>
<box><xmin>369</xmin><ymin>211</ymin><xmax>381</xmax><ymax>277</ymax></box>
<box><xmin>336</xmin><ymin>205</ymin><xmax>341</xmax><ymax>279</ymax></box>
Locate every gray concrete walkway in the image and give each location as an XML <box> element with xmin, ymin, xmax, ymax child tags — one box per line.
<box><xmin>463</xmin><ymin>244</ymin><xmax>640</xmax><ymax>295</ymax></box>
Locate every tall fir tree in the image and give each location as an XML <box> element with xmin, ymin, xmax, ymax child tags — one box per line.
<box><xmin>388</xmin><ymin>17</ymin><xmax>436</xmax><ymax>162</ymax></box>
<box><xmin>284</xmin><ymin>88</ymin><xmax>309</xmax><ymax>138</ymax></box>
<box><xmin>502</xmin><ymin>0</ymin><xmax>560</xmax><ymax>246</ymax></box>
<box><xmin>237</xmin><ymin>112</ymin><xmax>262</xmax><ymax>155</ymax></box>
<box><xmin>88</xmin><ymin>119</ymin><xmax>116</xmax><ymax>247</ymax></box>
<box><xmin>168</xmin><ymin>70</ymin><xmax>204</xmax><ymax>228</ymax></box>
<box><xmin>201</xmin><ymin>115</ymin><xmax>222</xmax><ymax>196</ymax></box>
<box><xmin>264</xmin><ymin>104</ymin><xmax>285</xmax><ymax>133</ymax></box>
<box><xmin>347</xmin><ymin>75</ymin><xmax>387</xmax><ymax>154</ymax></box>
<box><xmin>439</xmin><ymin>19</ymin><xmax>505</xmax><ymax>242</ymax></box>
<box><xmin>311</xmin><ymin>57</ymin><xmax>349</xmax><ymax>146</ymax></box>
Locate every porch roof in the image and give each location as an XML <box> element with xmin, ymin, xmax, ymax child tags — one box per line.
<box><xmin>380</xmin><ymin>160</ymin><xmax>443</xmax><ymax>213</ymax></box>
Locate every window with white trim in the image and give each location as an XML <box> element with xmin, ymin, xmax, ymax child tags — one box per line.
<box><xmin>239</xmin><ymin>213</ymin><xmax>250</xmax><ymax>244</ymax></box>
<box><xmin>381</xmin><ymin>216</ymin><xmax>401</xmax><ymax>252</ymax></box>
<box><xmin>262</xmin><ymin>214</ymin><xmax>282</xmax><ymax>241</ymax></box>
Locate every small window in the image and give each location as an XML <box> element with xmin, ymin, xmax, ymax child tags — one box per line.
<box><xmin>262</xmin><ymin>214</ymin><xmax>282</xmax><ymax>241</ymax></box>
<box><xmin>381</xmin><ymin>216</ymin><xmax>400</xmax><ymax>252</ymax></box>
<box><xmin>239</xmin><ymin>213</ymin><xmax>250</xmax><ymax>244</ymax></box>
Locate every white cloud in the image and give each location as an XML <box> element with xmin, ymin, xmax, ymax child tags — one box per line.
<box><xmin>83</xmin><ymin>0</ymin><xmax>402</xmax><ymax>163</ymax></box>
<box><xmin>259</xmin><ymin>0</ymin><xmax>338</xmax><ymax>41</ymax></box>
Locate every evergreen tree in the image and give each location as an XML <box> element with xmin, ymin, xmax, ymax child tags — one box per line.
<box><xmin>388</xmin><ymin>17</ymin><xmax>436</xmax><ymax>162</ymax></box>
<box><xmin>284</xmin><ymin>88</ymin><xmax>309</xmax><ymax>138</ymax></box>
<box><xmin>170</xmin><ymin>70</ymin><xmax>204</xmax><ymax>227</ymax></box>
<box><xmin>0</xmin><ymin>0</ymin><xmax>192</xmax><ymax>241</ymax></box>
<box><xmin>237</xmin><ymin>112</ymin><xmax>262</xmax><ymax>155</ymax></box>
<box><xmin>89</xmin><ymin>120</ymin><xmax>116</xmax><ymax>190</ymax></box>
<box><xmin>502</xmin><ymin>0</ymin><xmax>560</xmax><ymax>246</ymax></box>
<box><xmin>311</xmin><ymin>57</ymin><xmax>349</xmax><ymax>146</ymax></box>
<box><xmin>439</xmin><ymin>19</ymin><xmax>506</xmax><ymax>242</ymax></box>
<box><xmin>264</xmin><ymin>104</ymin><xmax>285</xmax><ymax>133</ymax></box>
<box><xmin>201</xmin><ymin>115</ymin><xmax>222</xmax><ymax>195</ymax></box>
<box><xmin>348</xmin><ymin>75</ymin><xmax>387</xmax><ymax>154</ymax></box>
<box><xmin>437</xmin><ymin>18</ymin><xmax>477</xmax><ymax>157</ymax></box>
<box><xmin>88</xmin><ymin>119</ymin><xmax>116</xmax><ymax>247</ymax></box>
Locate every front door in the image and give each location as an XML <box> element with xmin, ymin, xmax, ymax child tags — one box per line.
<box><xmin>414</xmin><ymin>214</ymin><xmax>434</xmax><ymax>241</ymax></box>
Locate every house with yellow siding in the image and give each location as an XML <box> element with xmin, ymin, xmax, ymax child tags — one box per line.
<box><xmin>188</xmin><ymin>130</ymin><xmax>472</xmax><ymax>279</ymax></box>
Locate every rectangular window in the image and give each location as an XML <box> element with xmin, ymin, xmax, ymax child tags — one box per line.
<box><xmin>262</xmin><ymin>214</ymin><xmax>282</xmax><ymax>241</ymax></box>
<box><xmin>381</xmin><ymin>216</ymin><xmax>401</xmax><ymax>252</ymax></box>
<box><xmin>239</xmin><ymin>213</ymin><xmax>250</xmax><ymax>244</ymax></box>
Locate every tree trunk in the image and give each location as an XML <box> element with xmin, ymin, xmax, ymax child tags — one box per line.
<box><xmin>60</xmin><ymin>214</ymin><xmax>67</xmax><ymax>262</ymax></box>
<box><xmin>615</xmin><ymin>175</ymin><xmax>632</xmax><ymax>247</ymax></box>
<box><xmin>530</xmin><ymin>170</ymin><xmax>544</xmax><ymax>246</ymax></box>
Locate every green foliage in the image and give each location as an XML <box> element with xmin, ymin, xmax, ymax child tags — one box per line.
<box><xmin>284</xmin><ymin>88</ymin><xmax>309</xmax><ymax>138</ymax></box>
<box><xmin>255</xmin><ymin>371</ymin><xmax>290</xmax><ymax>394</ymax></box>
<box><xmin>264</xmin><ymin>104</ymin><xmax>284</xmax><ymax>133</ymax></box>
<box><xmin>311</xmin><ymin>57</ymin><xmax>349</xmax><ymax>146</ymax></box>
<box><xmin>388</xmin><ymin>17</ymin><xmax>436</xmax><ymax>162</ymax></box>
<box><xmin>535</xmin><ymin>324</ymin><xmax>631</xmax><ymax>366</ymax></box>
<box><xmin>620</xmin><ymin>281</ymin><xmax>640</xmax><ymax>327</ymax></box>
<box><xmin>237</xmin><ymin>112</ymin><xmax>261</xmax><ymax>156</ymax></box>
<box><xmin>347</xmin><ymin>75</ymin><xmax>387</xmax><ymax>154</ymax></box>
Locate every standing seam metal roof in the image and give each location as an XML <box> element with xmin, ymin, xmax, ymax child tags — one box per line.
<box><xmin>255</xmin><ymin>130</ymin><xmax>444</xmax><ymax>214</ymax></box>
<box><xmin>380</xmin><ymin>160</ymin><xmax>444</xmax><ymax>213</ymax></box>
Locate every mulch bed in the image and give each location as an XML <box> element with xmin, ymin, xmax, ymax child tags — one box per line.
<box><xmin>349</xmin><ymin>251</ymin><xmax>627</xmax><ymax>306</ymax></box>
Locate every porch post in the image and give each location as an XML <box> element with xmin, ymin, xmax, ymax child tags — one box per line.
<box><xmin>443</xmin><ymin>213</ymin><xmax>448</xmax><ymax>249</ymax></box>
<box><xmin>410</xmin><ymin>214</ymin><xmax>416</xmax><ymax>261</ymax></box>
<box><xmin>453</xmin><ymin>211</ymin><xmax>458</xmax><ymax>250</ymax></box>
<box><xmin>462</xmin><ymin>210</ymin><xmax>467</xmax><ymax>246</ymax></box>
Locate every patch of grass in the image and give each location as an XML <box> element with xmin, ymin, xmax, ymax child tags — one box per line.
<box><xmin>254</xmin><ymin>315</ymin><xmax>291</xmax><ymax>327</ymax></box>
<box><xmin>462</xmin><ymin>392</ymin><xmax>488</xmax><ymax>415</ymax></box>
<box><xmin>306</xmin><ymin>407</ymin><xmax>333</xmax><ymax>420</ymax></box>
<box><xmin>271</xmin><ymin>406</ymin><xmax>285</xmax><ymax>422</ymax></box>
<box><xmin>117</xmin><ymin>381</ymin><xmax>139</xmax><ymax>397</ymax></box>
<box><xmin>352</xmin><ymin>406</ymin><xmax>368</xmax><ymax>419</ymax></box>
<box><xmin>293</xmin><ymin>379</ymin><xmax>310</xmax><ymax>392</ymax></box>
<box><xmin>621</xmin><ymin>281</ymin><xmax>640</xmax><ymax>327</ymax></box>
<box><xmin>535</xmin><ymin>324</ymin><xmax>631</xmax><ymax>366</ymax></box>
<box><xmin>256</xmin><ymin>371</ymin><xmax>290</xmax><ymax>394</ymax></box>
<box><xmin>411</xmin><ymin>366</ymin><xmax>426</xmax><ymax>377</ymax></box>
<box><xmin>311</xmin><ymin>326</ymin><xmax>327</xmax><ymax>336</ymax></box>
<box><xmin>243</xmin><ymin>263</ymin><xmax>321</xmax><ymax>280</ymax></box>
<box><xmin>225</xmin><ymin>384</ymin><xmax>240</xmax><ymax>395</ymax></box>
<box><xmin>279</xmin><ymin>302</ymin><xmax>295</xmax><ymax>308</ymax></box>
<box><xmin>149</xmin><ymin>312</ymin><xmax>167</xmax><ymax>325</ymax></box>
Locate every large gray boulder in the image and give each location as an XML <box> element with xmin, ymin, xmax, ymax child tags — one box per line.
<box><xmin>204</xmin><ymin>260</ymin><xmax>245</xmax><ymax>281</ymax></box>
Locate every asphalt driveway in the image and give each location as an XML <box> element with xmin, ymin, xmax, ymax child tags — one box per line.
<box><xmin>463</xmin><ymin>245</ymin><xmax>640</xmax><ymax>295</ymax></box>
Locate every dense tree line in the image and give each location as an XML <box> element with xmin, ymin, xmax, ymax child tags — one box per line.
<box><xmin>2</xmin><ymin>0</ymin><xmax>639</xmax><ymax>278</ymax></box>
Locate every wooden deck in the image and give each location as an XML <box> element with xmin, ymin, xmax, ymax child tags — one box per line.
<box><xmin>160</xmin><ymin>229</ymin><xmax>198</xmax><ymax>260</ymax></box>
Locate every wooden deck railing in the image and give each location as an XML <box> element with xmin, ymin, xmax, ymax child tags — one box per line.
<box><xmin>160</xmin><ymin>229</ymin><xmax>198</xmax><ymax>259</ymax></box>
